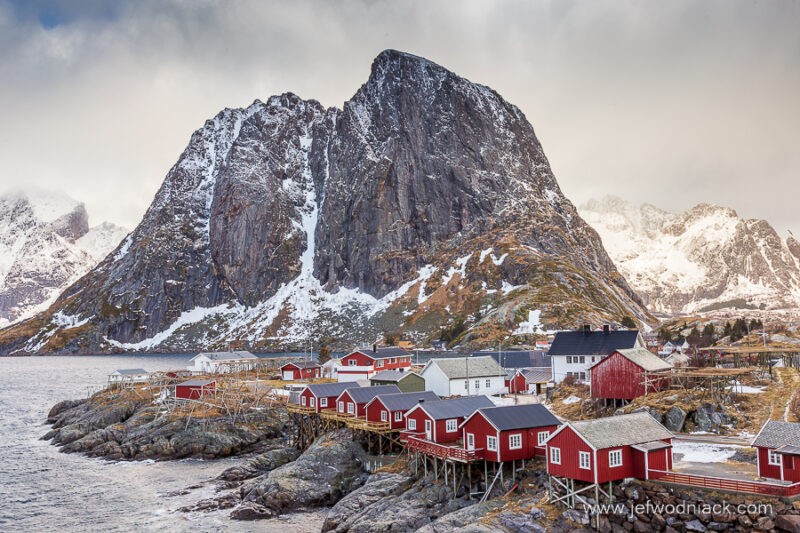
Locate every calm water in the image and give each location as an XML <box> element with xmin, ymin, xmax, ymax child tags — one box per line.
<box><xmin>0</xmin><ymin>355</ymin><xmax>325</xmax><ymax>532</ymax></box>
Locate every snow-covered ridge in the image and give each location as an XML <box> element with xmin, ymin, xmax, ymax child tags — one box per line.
<box><xmin>580</xmin><ymin>196</ymin><xmax>800</xmax><ymax>314</ymax></box>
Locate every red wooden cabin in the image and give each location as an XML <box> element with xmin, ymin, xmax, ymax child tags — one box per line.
<box><xmin>545</xmin><ymin>412</ymin><xmax>674</xmax><ymax>484</ymax></box>
<box><xmin>175</xmin><ymin>379</ymin><xmax>216</xmax><ymax>400</ymax></box>
<box><xmin>280</xmin><ymin>361</ymin><xmax>322</xmax><ymax>381</ymax></box>
<box><xmin>460</xmin><ymin>404</ymin><xmax>561</xmax><ymax>462</ymax></box>
<box><xmin>752</xmin><ymin>420</ymin><xmax>800</xmax><ymax>482</ymax></box>
<box><xmin>403</xmin><ymin>396</ymin><xmax>494</xmax><ymax>444</ymax></box>
<box><xmin>298</xmin><ymin>382</ymin><xmax>360</xmax><ymax>413</ymax></box>
<box><xmin>506</xmin><ymin>368</ymin><xmax>552</xmax><ymax>395</ymax></box>
<box><xmin>335</xmin><ymin>385</ymin><xmax>401</xmax><ymax>417</ymax></box>
<box><xmin>337</xmin><ymin>346</ymin><xmax>413</xmax><ymax>382</ymax></box>
<box><xmin>365</xmin><ymin>391</ymin><xmax>439</xmax><ymax>430</ymax></box>
<box><xmin>590</xmin><ymin>348</ymin><xmax>672</xmax><ymax>402</ymax></box>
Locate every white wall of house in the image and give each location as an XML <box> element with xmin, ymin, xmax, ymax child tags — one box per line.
<box><xmin>420</xmin><ymin>363</ymin><xmax>451</xmax><ymax>396</ymax></box>
<box><xmin>551</xmin><ymin>354</ymin><xmax>604</xmax><ymax>384</ymax></box>
<box><xmin>420</xmin><ymin>363</ymin><xmax>506</xmax><ymax>396</ymax></box>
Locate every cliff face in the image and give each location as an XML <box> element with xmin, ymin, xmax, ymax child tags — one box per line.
<box><xmin>0</xmin><ymin>51</ymin><xmax>650</xmax><ymax>354</ymax></box>
<box><xmin>580</xmin><ymin>196</ymin><xmax>800</xmax><ymax>314</ymax></box>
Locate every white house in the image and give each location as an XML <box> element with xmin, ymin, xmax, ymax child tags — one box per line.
<box><xmin>322</xmin><ymin>358</ymin><xmax>342</xmax><ymax>379</ymax></box>
<box><xmin>188</xmin><ymin>351</ymin><xmax>259</xmax><ymax>373</ymax></box>
<box><xmin>419</xmin><ymin>356</ymin><xmax>506</xmax><ymax>397</ymax></box>
<box><xmin>549</xmin><ymin>326</ymin><xmax>645</xmax><ymax>384</ymax></box>
<box><xmin>108</xmin><ymin>368</ymin><xmax>149</xmax><ymax>385</ymax></box>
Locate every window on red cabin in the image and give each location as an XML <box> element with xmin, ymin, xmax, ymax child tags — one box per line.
<box><xmin>348</xmin><ymin>359</ymin><xmax>357</xmax><ymax>366</ymax></box>
<box><xmin>310</xmin><ymin>397</ymin><xmax>316</xmax><ymax>407</ymax></box>
<box><xmin>347</xmin><ymin>403</ymin><xmax>354</xmax><ymax>414</ymax></box>
<box><xmin>301</xmin><ymin>397</ymin><xmax>307</xmax><ymax>406</ymax></box>
<box><xmin>338</xmin><ymin>401</ymin><xmax>344</xmax><ymax>412</ymax></box>
<box><xmin>509</xmin><ymin>434</ymin><xmax>522</xmax><ymax>450</ymax></box>
<box><xmin>381</xmin><ymin>411</ymin><xmax>388</xmax><ymax>422</ymax></box>
<box><xmin>487</xmin><ymin>436</ymin><xmax>497</xmax><ymax>451</ymax></box>
<box><xmin>320</xmin><ymin>398</ymin><xmax>327</xmax><ymax>407</ymax></box>
<box><xmin>408</xmin><ymin>418</ymin><xmax>416</xmax><ymax>430</ymax></box>
<box><xmin>550</xmin><ymin>447</ymin><xmax>561</xmax><ymax>464</ymax></box>
<box><xmin>537</xmin><ymin>431</ymin><xmax>550</xmax><ymax>445</ymax></box>
<box><xmin>445</xmin><ymin>419</ymin><xmax>458</xmax><ymax>432</ymax></box>
<box><xmin>394</xmin><ymin>411</ymin><xmax>403</xmax><ymax>422</ymax></box>
<box><xmin>579</xmin><ymin>451</ymin><xmax>591</xmax><ymax>469</ymax></box>
<box><xmin>609</xmin><ymin>449</ymin><xmax>623</xmax><ymax>467</ymax></box>
<box><xmin>768</xmin><ymin>450</ymin><xmax>782</xmax><ymax>466</ymax></box>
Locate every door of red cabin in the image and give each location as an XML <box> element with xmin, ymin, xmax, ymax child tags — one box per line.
<box><xmin>466</xmin><ymin>433</ymin><xmax>475</xmax><ymax>450</ymax></box>
<box><xmin>425</xmin><ymin>420</ymin><xmax>432</xmax><ymax>440</ymax></box>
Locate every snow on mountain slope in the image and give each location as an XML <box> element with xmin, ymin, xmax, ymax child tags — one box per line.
<box><xmin>579</xmin><ymin>196</ymin><xmax>800</xmax><ymax>314</ymax></box>
<box><xmin>0</xmin><ymin>191</ymin><xmax>128</xmax><ymax>327</ymax></box>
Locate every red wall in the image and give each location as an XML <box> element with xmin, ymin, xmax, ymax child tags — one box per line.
<box><xmin>758</xmin><ymin>447</ymin><xmax>782</xmax><ymax>480</ymax></box>
<box><xmin>462</xmin><ymin>411</ymin><xmax>559</xmax><ymax>462</ymax></box>
<box><xmin>300</xmin><ymin>388</ymin><xmax>337</xmax><ymax>413</ymax></box>
<box><xmin>336</xmin><ymin>389</ymin><xmax>370</xmax><ymax>417</ymax></box>
<box><xmin>507</xmin><ymin>373</ymin><xmax>527</xmax><ymax>394</ymax></box>
<box><xmin>342</xmin><ymin>352</ymin><xmax>376</xmax><ymax>366</ymax></box>
<box><xmin>591</xmin><ymin>352</ymin><xmax>668</xmax><ymax>400</ymax></box>
<box><xmin>546</xmin><ymin>426</ymin><xmax>596</xmax><ymax>483</ymax></box>
<box><xmin>785</xmin><ymin>454</ymin><xmax>800</xmax><ymax>482</ymax></box>
<box><xmin>404</xmin><ymin>408</ymin><xmax>463</xmax><ymax>443</ymax></box>
<box><xmin>366</xmin><ymin>399</ymin><xmax>408</xmax><ymax>429</ymax></box>
<box><xmin>404</xmin><ymin>407</ymin><xmax>429</xmax><ymax>438</ymax></box>
<box><xmin>176</xmin><ymin>383</ymin><xmax>215</xmax><ymax>400</ymax></box>
<box><xmin>282</xmin><ymin>365</ymin><xmax>320</xmax><ymax>380</ymax></box>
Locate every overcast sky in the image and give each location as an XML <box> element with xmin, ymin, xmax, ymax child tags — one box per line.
<box><xmin>1</xmin><ymin>0</ymin><xmax>798</xmax><ymax>238</ymax></box>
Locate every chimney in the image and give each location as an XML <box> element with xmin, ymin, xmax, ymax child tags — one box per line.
<box><xmin>419</xmin><ymin>398</ymin><xmax>425</xmax><ymax>403</ymax></box>
<box><xmin>372</xmin><ymin>343</ymin><xmax>377</xmax><ymax>353</ymax></box>
<box><xmin>603</xmin><ymin>324</ymin><xmax>610</xmax><ymax>335</ymax></box>
<box><xmin>583</xmin><ymin>324</ymin><xmax>591</xmax><ymax>335</ymax></box>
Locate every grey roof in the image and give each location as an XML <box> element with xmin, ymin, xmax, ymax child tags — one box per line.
<box><xmin>474</xmin><ymin>350</ymin><xmax>551</xmax><ymax>369</ymax></box>
<box><xmin>282</xmin><ymin>360</ymin><xmax>321</xmax><ymax>369</ymax></box>
<box><xmin>631</xmin><ymin>441</ymin><xmax>672</xmax><ymax>452</ymax></box>
<box><xmin>111</xmin><ymin>368</ymin><xmax>148</xmax><ymax>375</ymax></box>
<box><xmin>370</xmin><ymin>370</ymin><xmax>414</xmax><ymax>382</ymax></box>
<box><xmin>549</xmin><ymin>330</ymin><xmax>640</xmax><ymax>356</ymax></box>
<box><xmin>474</xmin><ymin>404</ymin><xmax>561</xmax><ymax>431</ymax></box>
<box><xmin>523</xmin><ymin>367</ymin><xmax>553</xmax><ymax>383</ymax></box>
<box><xmin>178</xmin><ymin>379</ymin><xmax>216</xmax><ymax>387</ymax></box>
<box><xmin>569</xmin><ymin>413</ymin><xmax>673</xmax><ymax>449</ymax></box>
<box><xmin>752</xmin><ymin>420</ymin><xmax>800</xmax><ymax>448</ymax></box>
<box><xmin>417</xmin><ymin>396</ymin><xmax>495</xmax><ymax>420</ymax></box>
<box><xmin>306</xmin><ymin>382</ymin><xmax>361</xmax><ymax>398</ymax></box>
<box><xmin>193</xmin><ymin>351</ymin><xmax>257</xmax><ymax>361</ymax></box>
<box><xmin>351</xmin><ymin>346</ymin><xmax>412</xmax><ymax>360</ymax></box>
<box><xmin>776</xmin><ymin>445</ymin><xmax>800</xmax><ymax>455</ymax></box>
<box><xmin>612</xmin><ymin>348</ymin><xmax>672</xmax><ymax>372</ymax></box>
<box><xmin>372</xmin><ymin>391</ymin><xmax>440</xmax><ymax>411</ymax></box>
<box><xmin>341</xmin><ymin>385</ymin><xmax>401</xmax><ymax>403</ymax></box>
<box><xmin>427</xmin><ymin>356</ymin><xmax>502</xmax><ymax>379</ymax></box>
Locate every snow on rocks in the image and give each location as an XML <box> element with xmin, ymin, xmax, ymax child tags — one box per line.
<box><xmin>672</xmin><ymin>442</ymin><xmax>742</xmax><ymax>463</ymax></box>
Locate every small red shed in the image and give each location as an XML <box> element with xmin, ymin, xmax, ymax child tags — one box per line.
<box><xmin>545</xmin><ymin>412</ymin><xmax>674</xmax><ymax>485</ymax></box>
<box><xmin>176</xmin><ymin>379</ymin><xmax>216</xmax><ymax>400</ymax></box>
<box><xmin>403</xmin><ymin>396</ymin><xmax>494</xmax><ymax>444</ymax></box>
<box><xmin>507</xmin><ymin>368</ymin><xmax>552</xmax><ymax>395</ymax></box>
<box><xmin>590</xmin><ymin>348</ymin><xmax>672</xmax><ymax>402</ymax></box>
<box><xmin>752</xmin><ymin>420</ymin><xmax>800</xmax><ymax>482</ymax></box>
<box><xmin>280</xmin><ymin>361</ymin><xmax>322</xmax><ymax>381</ymax></box>
<box><xmin>365</xmin><ymin>391</ymin><xmax>439</xmax><ymax>429</ymax></box>
<box><xmin>460</xmin><ymin>404</ymin><xmax>561</xmax><ymax>462</ymax></box>
<box><xmin>298</xmin><ymin>382</ymin><xmax>360</xmax><ymax>413</ymax></box>
<box><xmin>335</xmin><ymin>385</ymin><xmax>401</xmax><ymax>417</ymax></box>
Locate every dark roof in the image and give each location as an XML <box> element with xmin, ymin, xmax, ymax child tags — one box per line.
<box><xmin>281</xmin><ymin>360</ymin><xmax>321</xmax><ymax>369</ymax></box>
<box><xmin>373</xmin><ymin>391</ymin><xmax>440</xmax><ymax>411</ymax></box>
<box><xmin>473</xmin><ymin>351</ymin><xmax>551</xmax><ymax>369</ymax></box>
<box><xmin>349</xmin><ymin>346</ymin><xmax>412</xmax><ymax>360</ymax></box>
<box><xmin>178</xmin><ymin>379</ymin><xmax>216</xmax><ymax>387</ymax></box>
<box><xmin>306</xmin><ymin>382</ymin><xmax>360</xmax><ymax>398</ymax></box>
<box><xmin>752</xmin><ymin>420</ymin><xmax>800</xmax><ymax>448</ymax></box>
<box><xmin>548</xmin><ymin>330</ymin><xmax>641</xmax><ymax>356</ymax></box>
<box><xmin>342</xmin><ymin>385</ymin><xmax>401</xmax><ymax>403</ymax></box>
<box><xmin>473</xmin><ymin>404</ymin><xmax>561</xmax><ymax>431</ymax></box>
<box><xmin>417</xmin><ymin>396</ymin><xmax>495</xmax><ymax>420</ymax></box>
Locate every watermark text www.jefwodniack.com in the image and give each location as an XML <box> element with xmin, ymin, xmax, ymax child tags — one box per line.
<box><xmin>581</xmin><ymin>499</ymin><xmax>773</xmax><ymax>519</ymax></box>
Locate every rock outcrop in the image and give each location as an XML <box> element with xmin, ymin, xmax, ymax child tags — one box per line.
<box><xmin>0</xmin><ymin>50</ymin><xmax>651</xmax><ymax>354</ymax></box>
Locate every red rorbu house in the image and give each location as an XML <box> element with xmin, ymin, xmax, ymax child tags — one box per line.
<box><xmin>460</xmin><ymin>404</ymin><xmax>561</xmax><ymax>463</ymax></box>
<box><xmin>545</xmin><ymin>412</ymin><xmax>674</xmax><ymax>502</ymax></box>
<box><xmin>280</xmin><ymin>361</ymin><xmax>322</xmax><ymax>381</ymax></box>
<box><xmin>337</xmin><ymin>346</ymin><xmax>413</xmax><ymax>382</ymax></box>
<box><xmin>752</xmin><ymin>420</ymin><xmax>800</xmax><ymax>483</ymax></box>
<box><xmin>589</xmin><ymin>348</ymin><xmax>672</xmax><ymax>405</ymax></box>
<box><xmin>404</xmin><ymin>396</ymin><xmax>495</xmax><ymax>444</ymax></box>
<box><xmin>298</xmin><ymin>382</ymin><xmax>360</xmax><ymax>413</ymax></box>
<box><xmin>175</xmin><ymin>379</ymin><xmax>216</xmax><ymax>400</ymax></box>
<box><xmin>506</xmin><ymin>368</ymin><xmax>552</xmax><ymax>395</ymax></box>
<box><xmin>365</xmin><ymin>391</ymin><xmax>440</xmax><ymax>430</ymax></box>
<box><xmin>335</xmin><ymin>385</ymin><xmax>401</xmax><ymax>417</ymax></box>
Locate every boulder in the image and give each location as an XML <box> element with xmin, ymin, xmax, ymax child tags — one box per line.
<box><xmin>216</xmin><ymin>446</ymin><xmax>300</xmax><ymax>484</ymax></box>
<box><xmin>776</xmin><ymin>514</ymin><xmax>800</xmax><ymax>533</ymax></box>
<box><xmin>693</xmin><ymin>403</ymin><xmax>733</xmax><ymax>432</ymax></box>
<box><xmin>415</xmin><ymin>500</ymin><xmax>503</xmax><ymax>533</ymax></box>
<box><xmin>664</xmin><ymin>406</ymin><xmax>687</xmax><ymax>432</ymax></box>
<box><xmin>685</xmin><ymin>519</ymin><xmax>707</xmax><ymax>532</ymax></box>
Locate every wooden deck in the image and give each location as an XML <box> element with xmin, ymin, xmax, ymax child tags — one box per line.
<box><xmin>405</xmin><ymin>435</ymin><xmax>481</xmax><ymax>463</ymax></box>
<box><xmin>348</xmin><ymin>418</ymin><xmax>393</xmax><ymax>432</ymax></box>
<box><xmin>286</xmin><ymin>403</ymin><xmax>316</xmax><ymax>415</ymax></box>
<box><xmin>650</xmin><ymin>470</ymin><xmax>800</xmax><ymax>498</ymax></box>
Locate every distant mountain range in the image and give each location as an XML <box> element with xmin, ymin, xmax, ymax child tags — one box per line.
<box><xmin>0</xmin><ymin>50</ymin><xmax>651</xmax><ymax>354</ymax></box>
<box><xmin>0</xmin><ymin>190</ymin><xmax>128</xmax><ymax>327</ymax></box>
<box><xmin>579</xmin><ymin>196</ymin><xmax>800</xmax><ymax>314</ymax></box>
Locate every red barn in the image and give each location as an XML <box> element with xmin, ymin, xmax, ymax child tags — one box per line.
<box><xmin>752</xmin><ymin>420</ymin><xmax>800</xmax><ymax>482</ymax></box>
<box><xmin>298</xmin><ymin>382</ymin><xmax>360</xmax><ymax>413</ymax></box>
<box><xmin>590</xmin><ymin>348</ymin><xmax>672</xmax><ymax>402</ymax></box>
<box><xmin>403</xmin><ymin>396</ymin><xmax>494</xmax><ymax>444</ymax></box>
<box><xmin>335</xmin><ymin>385</ymin><xmax>401</xmax><ymax>417</ymax></box>
<box><xmin>545</xmin><ymin>412</ymin><xmax>674</xmax><ymax>485</ymax></box>
<box><xmin>175</xmin><ymin>379</ymin><xmax>216</xmax><ymax>400</ymax></box>
<box><xmin>365</xmin><ymin>391</ymin><xmax>439</xmax><ymax>430</ymax></box>
<box><xmin>280</xmin><ymin>361</ymin><xmax>322</xmax><ymax>381</ymax></box>
<box><xmin>460</xmin><ymin>404</ymin><xmax>561</xmax><ymax>462</ymax></box>
<box><xmin>337</xmin><ymin>346</ymin><xmax>413</xmax><ymax>382</ymax></box>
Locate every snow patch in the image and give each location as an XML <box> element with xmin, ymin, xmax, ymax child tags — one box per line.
<box><xmin>672</xmin><ymin>442</ymin><xmax>741</xmax><ymax>463</ymax></box>
<box><xmin>501</xmin><ymin>281</ymin><xmax>526</xmax><ymax>295</ymax></box>
<box><xmin>513</xmin><ymin>309</ymin><xmax>543</xmax><ymax>335</ymax></box>
<box><xmin>562</xmin><ymin>395</ymin><xmax>581</xmax><ymax>405</ymax></box>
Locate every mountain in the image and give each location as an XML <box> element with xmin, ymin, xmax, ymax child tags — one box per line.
<box><xmin>0</xmin><ymin>50</ymin><xmax>651</xmax><ymax>354</ymax></box>
<box><xmin>579</xmin><ymin>196</ymin><xmax>800</xmax><ymax>314</ymax></box>
<box><xmin>0</xmin><ymin>190</ymin><xmax>129</xmax><ymax>327</ymax></box>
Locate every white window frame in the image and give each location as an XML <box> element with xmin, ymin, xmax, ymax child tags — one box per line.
<box><xmin>407</xmin><ymin>418</ymin><xmax>416</xmax><ymax>430</ymax></box>
<box><xmin>550</xmin><ymin>446</ymin><xmax>561</xmax><ymax>464</ymax></box>
<box><xmin>579</xmin><ymin>356</ymin><xmax>585</xmax><ymax>364</ymax></box>
<box><xmin>338</xmin><ymin>401</ymin><xmax>344</xmax><ymax>412</ymax></box>
<box><xmin>579</xmin><ymin>451</ymin><xmax>591</xmax><ymax>470</ymax></box>
<box><xmin>376</xmin><ymin>359</ymin><xmax>383</xmax><ymax>368</ymax></box>
<box><xmin>464</xmin><ymin>380</ymin><xmax>469</xmax><ymax>389</ymax></box>
<box><xmin>485</xmin><ymin>379</ymin><xmax>491</xmax><ymax>388</ymax></box>
<box><xmin>509</xmin><ymin>433</ymin><xmax>522</xmax><ymax>450</ymax></box>
<box><xmin>474</xmin><ymin>379</ymin><xmax>480</xmax><ymax>389</ymax></box>
<box><xmin>537</xmin><ymin>431</ymin><xmax>550</xmax><ymax>446</ymax></box>
<box><xmin>768</xmin><ymin>450</ymin><xmax>782</xmax><ymax>466</ymax></box>
<box><xmin>580</xmin><ymin>372</ymin><xmax>586</xmax><ymax>381</ymax></box>
<box><xmin>487</xmin><ymin>436</ymin><xmax>497</xmax><ymax>451</ymax></box>
<box><xmin>609</xmin><ymin>449</ymin><xmax>623</xmax><ymax>468</ymax></box>
<box><xmin>445</xmin><ymin>419</ymin><xmax>458</xmax><ymax>433</ymax></box>
<box><xmin>301</xmin><ymin>396</ymin><xmax>307</xmax><ymax>406</ymax></box>
<box><xmin>347</xmin><ymin>402</ymin><xmax>355</xmax><ymax>414</ymax></box>
<box><xmin>348</xmin><ymin>359</ymin><xmax>357</xmax><ymax>366</ymax></box>
<box><xmin>381</xmin><ymin>410</ymin><xmax>388</xmax><ymax>422</ymax></box>
<box><xmin>566</xmin><ymin>356</ymin><xmax>572</xmax><ymax>364</ymax></box>
<box><xmin>310</xmin><ymin>397</ymin><xmax>316</xmax><ymax>407</ymax></box>
<box><xmin>394</xmin><ymin>411</ymin><xmax>403</xmax><ymax>422</ymax></box>
<box><xmin>320</xmin><ymin>397</ymin><xmax>328</xmax><ymax>407</ymax></box>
